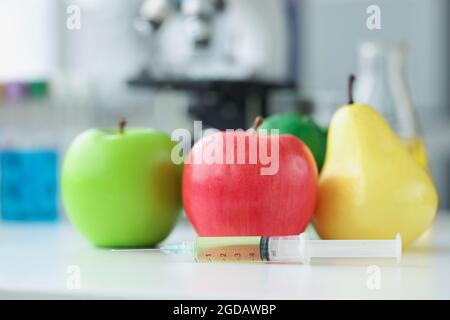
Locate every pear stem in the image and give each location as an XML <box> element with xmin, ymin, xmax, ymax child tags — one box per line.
<box><xmin>119</xmin><ymin>117</ymin><xmax>127</xmax><ymax>134</ymax></box>
<box><xmin>348</xmin><ymin>74</ymin><xmax>356</xmax><ymax>104</ymax></box>
<box><xmin>251</xmin><ymin>116</ymin><xmax>264</xmax><ymax>130</ymax></box>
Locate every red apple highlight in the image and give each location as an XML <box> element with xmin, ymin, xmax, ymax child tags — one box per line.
<box><xmin>182</xmin><ymin>130</ymin><xmax>318</xmax><ymax>236</ymax></box>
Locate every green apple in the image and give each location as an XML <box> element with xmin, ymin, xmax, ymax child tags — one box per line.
<box><xmin>259</xmin><ymin>113</ymin><xmax>327</xmax><ymax>171</ymax></box>
<box><xmin>61</xmin><ymin>119</ymin><xmax>181</xmax><ymax>248</ymax></box>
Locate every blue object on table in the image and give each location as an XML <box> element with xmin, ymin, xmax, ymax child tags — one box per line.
<box><xmin>0</xmin><ymin>150</ymin><xmax>58</xmax><ymax>222</ymax></box>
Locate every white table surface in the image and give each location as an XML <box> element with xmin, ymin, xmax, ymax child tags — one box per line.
<box><xmin>1</xmin><ymin>212</ymin><xmax>450</xmax><ymax>300</ymax></box>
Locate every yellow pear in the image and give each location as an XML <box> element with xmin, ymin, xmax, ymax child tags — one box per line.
<box><xmin>314</xmin><ymin>75</ymin><xmax>438</xmax><ymax>247</ymax></box>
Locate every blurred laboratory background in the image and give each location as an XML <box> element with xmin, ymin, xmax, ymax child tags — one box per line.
<box><xmin>0</xmin><ymin>0</ymin><xmax>449</xmax><ymax>222</ymax></box>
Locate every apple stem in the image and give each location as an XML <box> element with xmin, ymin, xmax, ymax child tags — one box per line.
<box><xmin>348</xmin><ymin>74</ymin><xmax>355</xmax><ymax>104</ymax></box>
<box><xmin>251</xmin><ymin>116</ymin><xmax>264</xmax><ymax>131</ymax></box>
<box><xmin>119</xmin><ymin>117</ymin><xmax>127</xmax><ymax>134</ymax></box>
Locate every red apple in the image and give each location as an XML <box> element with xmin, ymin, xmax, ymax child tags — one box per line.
<box><xmin>182</xmin><ymin>128</ymin><xmax>318</xmax><ymax>236</ymax></box>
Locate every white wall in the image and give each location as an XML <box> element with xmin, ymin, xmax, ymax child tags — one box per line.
<box><xmin>298</xmin><ymin>0</ymin><xmax>450</xmax><ymax>115</ymax></box>
<box><xmin>0</xmin><ymin>0</ymin><xmax>59</xmax><ymax>81</ymax></box>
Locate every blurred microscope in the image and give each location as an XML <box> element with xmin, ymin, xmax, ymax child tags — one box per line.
<box><xmin>129</xmin><ymin>0</ymin><xmax>300</xmax><ymax>129</ymax></box>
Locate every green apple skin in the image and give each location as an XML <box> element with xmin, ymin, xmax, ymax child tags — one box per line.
<box><xmin>61</xmin><ymin>128</ymin><xmax>182</xmax><ymax>248</ymax></box>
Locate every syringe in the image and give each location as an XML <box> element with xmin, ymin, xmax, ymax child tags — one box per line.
<box><xmin>140</xmin><ymin>233</ymin><xmax>402</xmax><ymax>264</ymax></box>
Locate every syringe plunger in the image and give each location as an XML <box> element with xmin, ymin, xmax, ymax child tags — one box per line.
<box><xmin>267</xmin><ymin>233</ymin><xmax>402</xmax><ymax>264</ymax></box>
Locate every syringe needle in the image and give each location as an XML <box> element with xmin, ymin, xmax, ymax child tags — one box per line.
<box><xmin>110</xmin><ymin>248</ymin><xmax>162</xmax><ymax>252</ymax></box>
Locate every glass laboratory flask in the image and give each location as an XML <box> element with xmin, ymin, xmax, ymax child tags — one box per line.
<box><xmin>354</xmin><ymin>42</ymin><xmax>428</xmax><ymax>169</ymax></box>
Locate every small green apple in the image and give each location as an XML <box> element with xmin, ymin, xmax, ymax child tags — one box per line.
<box><xmin>259</xmin><ymin>113</ymin><xmax>327</xmax><ymax>171</ymax></box>
<box><xmin>62</xmin><ymin>119</ymin><xmax>181</xmax><ymax>248</ymax></box>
